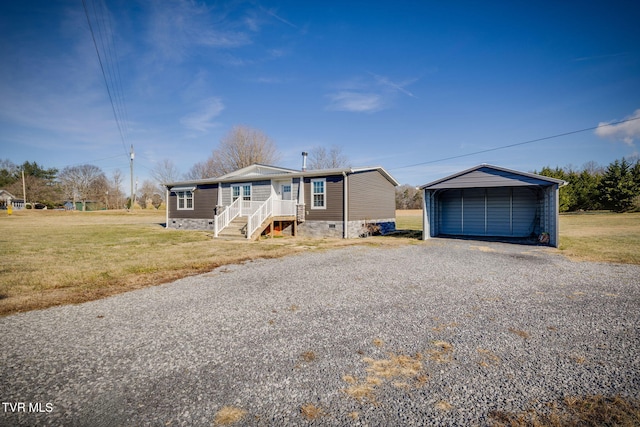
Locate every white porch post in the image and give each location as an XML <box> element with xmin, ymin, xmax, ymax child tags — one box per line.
<box><xmin>297</xmin><ymin>177</ymin><xmax>304</xmax><ymax>205</ymax></box>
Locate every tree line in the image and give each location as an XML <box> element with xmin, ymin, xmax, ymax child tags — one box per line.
<box><xmin>7</xmin><ymin>123</ymin><xmax>635</xmax><ymax>213</ymax></box>
<box><xmin>536</xmin><ymin>157</ymin><xmax>640</xmax><ymax>213</ymax></box>
<box><xmin>1</xmin><ymin>160</ymin><xmax>124</xmax><ymax>210</ymax></box>
<box><xmin>1</xmin><ymin>125</ymin><xmax>352</xmax><ymax>210</ymax></box>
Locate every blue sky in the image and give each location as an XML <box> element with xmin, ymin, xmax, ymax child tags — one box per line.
<box><xmin>1</xmin><ymin>0</ymin><xmax>639</xmax><ymax>187</ymax></box>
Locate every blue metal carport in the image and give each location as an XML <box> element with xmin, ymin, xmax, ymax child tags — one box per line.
<box><xmin>420</xmin><ymin>165</ymin><xmax>566</xmax><ymax>247</ymax></box>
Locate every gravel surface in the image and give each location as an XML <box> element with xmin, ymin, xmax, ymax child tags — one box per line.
<box><xmin>1</xmin><ymin>239</ymin><xmax>639</xmax><ymax>426</ymax></box>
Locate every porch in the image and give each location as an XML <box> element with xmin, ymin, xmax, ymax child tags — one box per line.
<box><xmin>214</xmin><ymin>196</ymin><xmax>299</xmax><ymax>239</ymax></box>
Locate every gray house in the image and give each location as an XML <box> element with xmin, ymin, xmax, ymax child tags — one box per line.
<box><xmin>164</xmin><ymin>161</ymin><xmax>398</xmax><ymax>239</ymax></box>
<box><xmin>420</xmin><ymin>164</ymin><xmax>566</xmax><ymax>247</ymax></box>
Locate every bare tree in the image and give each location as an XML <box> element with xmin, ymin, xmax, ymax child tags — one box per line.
<box><xmin>187</xmin><ymin>125</ymin><xmax>280</xmax><ymax>178</ymax></box>
<box><xmin>582</xmin><ymin>160</ymin><xmax>605</xmax><ymax>176</ymax></box>
<box><xmin>108</xmin><ymin>169</ymin><xmax>125</xmax><ymax>209</ymax></box>
<box><xmin>58</xmin><ymin>165</ymin><xmax>106</xmax><ymax>211</ymax></box>
<box><xmin>150</xmin><ymin>159</ymin><xmax>181</xmax><ymax>202</ymax></box>
<box><xmin>395</xmin><ymin>184</ymin><xmax>422</xmax><ymax>210</ymax></box>
<box><xmin>137</xmin><ymin>179</ymin><xmax>159</xmax><ymax>209</ymax></box>
<box><xmin>151</xmin><ymin>159</ymin><xmax>181</xmax><ymax>193</ymax></box>
<box><xmin>307</xmin><ymin>145</ymin><xmax>350</xmax><ymax>169</ymax></box>
<box><xmin>184</xmin><ymin>157</ymin><xmax>217</xmax><ymax>180</ymax></box>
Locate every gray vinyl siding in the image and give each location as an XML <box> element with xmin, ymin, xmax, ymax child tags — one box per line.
<box><xmin>221</xmin><ymin>180</ymin><xmax>271</xmax><ymax>205</ymax></box>
<box><xmin>168</xmin><ymin>184</ymin><xmax>218</xmax><ymax>219</ymax></box>
<box><xmin>347</xmin><ymin>170</ymin><xmax>396</xmax><ymax>220</ymax></box>
<box><xmin>252</xmin><ymin>180</ymin><xmax>272</xmax><ymax>201</ymax></box>
<box><xmin>303</xmin><ymin>175</ymin><xmax>343</xmax><ymax>221</ymax></box>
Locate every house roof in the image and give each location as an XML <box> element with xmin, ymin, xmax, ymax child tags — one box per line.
<box><xmin>419</xmin><ymin>164</ymin><xmax>566</xmax><ymax>190</ymax></box>
<box><xmin>0</xmin><ymin>189</ymin><xmax>16</xmax><ymax>200</ymax></box>
<box><xmin>216</xmin><ymin>164</ymin><xmax>301</xmax><ymax>180</ymax></box>
<box><xmin>165</xmin><ymin>164</ymin><xmax>399</xmax><ymax>188</ymax></box>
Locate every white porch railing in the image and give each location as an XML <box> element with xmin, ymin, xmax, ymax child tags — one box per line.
<box><xmin>273</xmin><ymin>199</ymin><xmax>296</xmax><ymax>217</ymax></box>
<box><xmin>246</xmin><ymin>197</ymin><xmax>296</xmax><ymax>239</ymax></box>
<box><xmin>215</xmin><ymin>197</ymin><xmax>297</xmax><ymax>238</ymax></box>
<box><xmin>246</xmin><ymin>196</ymin><xmax>273</xmax><ymax>240</ymax></box>
<box><xmin>214</xmin><ymin>197</ymin><xmax>241</xmax><ymax>237</ymax></box>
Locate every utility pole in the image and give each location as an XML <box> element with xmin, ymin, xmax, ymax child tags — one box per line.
<box><xmin>130</xmin><ymin>144</ymin><xmax>135</xmax><ymax>211</ymax></box>
<box><xmin>21</xmin><ymin>170</ymin><xmax>26</xmax><ymax>207</ymax></box>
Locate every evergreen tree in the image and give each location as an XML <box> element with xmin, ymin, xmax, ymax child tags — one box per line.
<box><xmin>598</xmin><ymin>159</ymin><xmax>637</xmax><ymax>212</ymax></box>
<box><xmin>573</xmin><ymin>169</ymin><xmax>602</xmax><ymax>211</ymax></box>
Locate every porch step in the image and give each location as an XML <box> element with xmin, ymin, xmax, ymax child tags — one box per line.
<box><xmin>218</xmin><ymin>216</ymin><xmax>247</xmax><ymax>238</ymax></box>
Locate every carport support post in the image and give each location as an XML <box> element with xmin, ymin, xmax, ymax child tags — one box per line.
<box><xmin>553</xmin><ymin>184</ymin><xmax>560</xmax><ymax>248</ymax></box>
<box><xmin>422</xmin><ymin>189</ymin><xmax>430</xmax><ymax>240</ymax></box>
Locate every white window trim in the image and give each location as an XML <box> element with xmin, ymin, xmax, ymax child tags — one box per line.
<box><xmin>176</xmin><ymin>190</ymin><xmax>194</xmax><ymax>210</ymax></box>
<box><xmin>232</xmin><ymin>184</ymin><xmax>252</xmax><ymax>202</ymax></box>
<box><xmin>242</xmin><ymin>184</ymin><xmax>251</xmax><ymax>201</ymax></box>
<box><xmin>310</xmin><ymin>178</ymin><xmax>326</xmax><ymax>209</ymax></box>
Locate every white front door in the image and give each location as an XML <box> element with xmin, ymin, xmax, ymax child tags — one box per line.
<box><xmin>281</xmin><ymin>184</ymin><xmax>292</xmax><ymax>201</ymax></box>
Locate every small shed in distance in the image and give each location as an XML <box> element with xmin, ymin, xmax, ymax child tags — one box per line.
<box><xmin>419</xmin><ymin>164</ymin><xmax>566</xmax><ymax>247</ymax></box>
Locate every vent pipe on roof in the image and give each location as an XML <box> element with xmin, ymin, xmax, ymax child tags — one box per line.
<box><xmin>301</xmin><ymin>151</ymin><xmax>308</xmax><ymax>171</ymax></box>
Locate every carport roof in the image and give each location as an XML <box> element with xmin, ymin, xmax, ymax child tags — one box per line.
<box><xmin>419</xmin><ymin>164</ymin><xmax>566</xmax><ymax>190</ymax></box>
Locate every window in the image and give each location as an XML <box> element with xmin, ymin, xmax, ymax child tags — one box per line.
<box><xmin>232</xmin><ymin>185</ymin><xmax>251</xmax><ymax>202</ymax></box>
<box><xmin>177</xmin><ymin>191</ymin><xmax>193</xmax><ymax>210</ymax></box>
<box><xmin>311</xmin><ymin>178</ymin><xmax>326</xmax><ymax>209</ymax></box>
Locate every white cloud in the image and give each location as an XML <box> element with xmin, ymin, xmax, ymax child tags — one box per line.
<box><xmin>325</xmin><ymin>72</ymin><xmax>419</xmax><ymax>113</ymax></box>
<box><xmin>146</xmin><ymin>1</ymin><xmax>251</xmax><ymax>62</ymax></box>
<box><xmin>370</xmin><ymin>73</ymin><xmax>418</xmax><ymax>98</ymax></box>
<box><xmin>180</xmin><ymin>98</ymin><xmax>224</xmax><ymax>132</ymax></box>
<box><xmin>259</xmin><ymin>6</ymin><xmax>299</xmax><ymax>29</ymax></box>
<box><xmin>325</xmin><ymin>92</ymin><xmax>383</xmax><ymax>113</ymax></box>
<box><xmin>595</xmin><ymin>109</ymin><xmax>640</xmax><ymax>146</ymax></box>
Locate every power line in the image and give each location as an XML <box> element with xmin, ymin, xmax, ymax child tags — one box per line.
<box><xmin>82</xmin><ymin>0</ymin><xmax>129</xmax><ymax>158</ymax></box>
<box><xmin>390</xmin><ymin>116</ymin><xmax>640</xmax><ymax>170</ymax></box>
<box><xmin>94</xmin><ymin>0</ymin><xmax>130</xmax><ymax>143</ymax></box>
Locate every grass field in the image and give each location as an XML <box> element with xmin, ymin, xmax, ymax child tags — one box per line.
<box><xmin>0</xmin><ymin>209</ymin><xmax>409</xmax><ymax>316</ymax></box>
<box><xmin>1</xmin><ymin>209</ymin><xmax>639</xmax><ymax>316</ymax></box>
<box><xmin>558</xmin><ymin>211</ymin><xmax>640</xmax><ymax>264</ymax></box>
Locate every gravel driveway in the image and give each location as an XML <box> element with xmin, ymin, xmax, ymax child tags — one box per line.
<box><xmin>1</xmin><ymin>239</ymin><xmax>639</xmax><ymax>426</ymax></box>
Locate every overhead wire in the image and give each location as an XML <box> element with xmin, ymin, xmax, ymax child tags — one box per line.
<box><xmin>82</xmin><ymin>0</ymin><xmax>129</xmax><ymax>159</ymax></box>
<box><xmin>390</xmin><ymin>116</ymin><xmax>640</xmax><ymax>170</ymax></box>
<box><xmin>95</xmin><ymin>0</ymin><xmax>130</xmax><ymax>143</ymax></box>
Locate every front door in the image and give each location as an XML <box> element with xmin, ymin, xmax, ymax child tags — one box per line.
<box><xmin>281</xmin><ymin>184</ymin><xmax>292</xmax><ymax>201</ymax></box>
